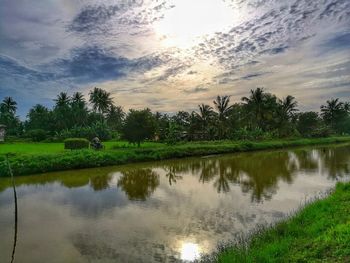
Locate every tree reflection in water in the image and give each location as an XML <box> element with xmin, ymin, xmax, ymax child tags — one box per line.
<box><xmin>165</xmin><ymin>166</ymin><xmax>183</xmax><ymax>186</ymax></box>
<box><xmin>117</xmin><ymin>168</ymin><xmax>160</xmax><ymax>201</ymax></box>
<box><xmin>0</xmin><ymin>145</ymin><xmax>349</xmax><ymax>203</ymax></box>
<box><xmin>90</xmin><ymin>174</ymin><xmax>110</xmax><ymax>191</ymax></box>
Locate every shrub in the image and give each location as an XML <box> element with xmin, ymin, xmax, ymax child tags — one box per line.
<box><xmin>26</xmin><ymin>129</ymin><xmax>47</xmax><ymax>142</ymax></box>
<box><xmin>64</xmin><ymin>138</ymin><xmax>90</xmax><ymax>150</ymax></box>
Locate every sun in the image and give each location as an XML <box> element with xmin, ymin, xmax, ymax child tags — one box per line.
<box><xmin>180</xmin><ymin>242</ymin><xmax>201</xmax><ymax>261</ymax></box>
<box><xmin>153</xmin><ymin>0</ymin><xmax>237</xmax><ymax>48</ymax></box>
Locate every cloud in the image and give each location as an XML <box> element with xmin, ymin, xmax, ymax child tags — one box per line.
<box><xmin>183</xmin><ymin>86</ymin><xmax>209</xmax><ymax>94</ymax></box>
<box><xmin>51</xmin><ymin>46</ymin><xmax>131</xmax><ymax>83</ymax></box>
<box><xmin>1</xmin><ymin>0</ymin><xmax>350</xmax><ymax>117</ymax></box>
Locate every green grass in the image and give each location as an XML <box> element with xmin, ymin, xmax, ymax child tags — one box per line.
<box><xmin>0</xmin><ymin>141</ymin><xmax>164</xmax><ymax>155</ymax></box>
<box><xmin>1</xmin><ymin>136</ymin><xmax>350</xmax><ymax>176</ymax></box>
<box><xmin>216</xmin><ymin>182</ymin><xmax>350</xmax><ymax>263</ymax></box>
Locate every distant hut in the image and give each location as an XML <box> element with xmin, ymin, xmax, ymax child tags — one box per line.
<box><xmin>0</xmin><ymin>125</ymin><xmax>6</xmax><ymax>142</ymax></box>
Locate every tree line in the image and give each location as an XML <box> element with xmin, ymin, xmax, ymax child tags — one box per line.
<box><xmin>0</xmin><ymin>87</ymin><xmax>349</xmax><ymax>145</ymax></box>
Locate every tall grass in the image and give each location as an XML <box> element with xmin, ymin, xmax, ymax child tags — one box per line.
<box><xmin>214</xmin><ymin>182</ymin><xmax>350</xmax><ymax>263</ymax></box>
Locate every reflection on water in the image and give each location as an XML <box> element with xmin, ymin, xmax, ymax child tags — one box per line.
<box><xmin>117</xmin><ymin>168</ymin><xmax>160</xmax><ymax>201</ymax></box>
<box><xmin>180</xmin><ymin>242</ymin><xmax>201</xmax><ymax>261</ymax></box>
<box><xmin>0</xmin><ymin>144</ymin><xmax>349</xmax><ymax>262</ymax></box>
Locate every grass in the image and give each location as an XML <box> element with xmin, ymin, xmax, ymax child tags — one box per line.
<box><xmin>0</xmin><ymin>141</ymin><xmax>163</xmax><ymax>155</ymax></box>
<box><xmin>1</xmin><ymin>136</ymin><xmax>350</xmax><ymax>176</ymax></box>
<box><xmin>216</xmin><ymin>181</ymin><xmax>350</xmax><ymax>263</ymax></box>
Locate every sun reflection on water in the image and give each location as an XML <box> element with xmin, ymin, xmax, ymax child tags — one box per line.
<box><xmin>180</xmin><ymin>242</ymin><xmax>201</xmax><ymax>261</ymax></box>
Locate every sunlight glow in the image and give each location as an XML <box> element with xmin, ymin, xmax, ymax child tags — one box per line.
<box><xmin>180</xmin><ymin>242</ymin><xmax>201</xmax><ymax>261</ymax></box>
<box><xmin>154</xmin><ymin>0</ymin><xmax>237</xmax><ymax>48</ymax></box>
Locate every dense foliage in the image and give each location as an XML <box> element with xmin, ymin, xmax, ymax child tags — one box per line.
<box><xmin>1</xmin><ymin>87</ymin><xmax>349</xmax><ymax>143</ymax></box>
<box><xmin>64</xmin><ymin>138</ymin><xmax>90</xmax><ymax>150</ymax></box>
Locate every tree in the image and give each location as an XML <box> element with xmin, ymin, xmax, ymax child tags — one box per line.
<box><xmin>213</xmin><ymin>95</ymin><xmax>232</xmax><ymax>121</ymax></box>
<box><xmin>0</xmin><ymin>97</ymin><xmax>17</xmax><ymax>114</ymax></box>
<box><xmin>89</xmin><ymin>87</ymin><xmax>113</xmax><ymax>115</ymax></box>
<box><xmin>242</xmin><ymin>88</ymin><xmax>265</xmax><ymax>129</ymax></box>
<box><xmin>26</xmin><ymin>104</ymin><xmax>53</xmax><ymax>131</ymax></box>
<box><xmin>123</xmin><ymin>109</ymin><xmax>156</xmax><ymax>146</ymax></box>
<box><xmin>297</xmin><ymin>111</ymin><xmax>321</xmax><ymax>137</ymax></box>
<box><xmin>276</xmin><ymin>95</ymin><xmax>298</xmax><ymax>136</ymax></box>
<box><xmin>53</xmin><ymin>92</ymin><xmax>71</xmax><ymax>131</ymax></box>
<box><xmin>321</xmin><ymin>98</ymin><xmax>349</xmax><ymax>133</ymax></box>
<box><xmin>0</xmin><ymin>97</ymin><xmax>21</xmax><ymax>135</ymax></box>
<box><xmin>242</xmin><ymin>88</ymin><xmax>280</xmax><ymax>132</ymax></box>
<box><xmin>196</xmin><ymin>104</ymin><xmax>215</xmax><ymax>140</ymax></box>
<box><xmin>106</xmin><ymin>105</ymin><xmax>125</xmax><ymax>132</ymax></box>
<box><xmin>213</xmin><ymin>95</ymin><xmax>233</xmax><ymax>139</ymax></box>
<box><xmin>71</xmin><ymin>92</ymin><xmax>89</xmax><ymax>126</ymax></box>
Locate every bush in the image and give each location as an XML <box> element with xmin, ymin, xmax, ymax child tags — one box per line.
<box><xmin>26</xmin><ymin>129</ymin><xmax>47</xmax><ymax>142</ymax></box>
<box><xmin>64</xmin><ymin>138</ymin><xmax>90</xmax><ymax>150</ymax></box>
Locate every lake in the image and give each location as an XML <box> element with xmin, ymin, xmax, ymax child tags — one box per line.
<box><xmin>1</xmin><ymin>144</ymin><xmax>350</xmax><ymax>262</ymax></box>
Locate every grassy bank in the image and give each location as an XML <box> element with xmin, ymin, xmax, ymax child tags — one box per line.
<box><xmin>1</xmin><ymin>136</ymin><xmax>350</xmax><ymax>176</ymax></box>
<box><xmin>216</xmin><ymin>181</ymin><xmax>350</xmax><ymax>263</ymax></box>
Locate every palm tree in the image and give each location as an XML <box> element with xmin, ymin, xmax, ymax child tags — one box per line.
<box><xmin>321</xmin><ymin>98</ymin><xmax>344</xmax><ymax>129</ymax></box>
<box><xmin>89</xmin><ymin>87</ymin><xmax>113</xmax><ymax>115</ymax></box>
<box><xmin>197</xmin><ymin>104</ymin><xmax>214</xmax><ymax>122</ymax></box>
<box><xmin>0</xmin><ymin>97</ymin><xmax>17</xmax><ymax>114</ymax></box>
<box><xmin>213</xmin><ymin>95</ymin><xmax>232</xmax><ymax>121</ymax></box>
<box><xmin>213</xmin><ymin>95</ymin><xmax>233</xmax><ymax>139</ymax></box>
<box><xmin>196</xmin><ymin>104</ymin><xmax>214</xmax><ymax>139</ymax></box>
<box><xmin>71</xmin><ymin>92</ymin><xmax>85</xmax><ymax>107</ymax></box>
<box><xmin>70</xmin><ymin>92</ymin><xmax>88</xmax><ymax>126</ymax></box>
<box><xmin>241</xmin><ymin>88</ymin><xmax>265</xmax><ymax>128</ymax></box>
<box><xmin>106</xmin><ymin>105</ymin><xmax>125</xmax><ymax>131</ymax></box>
<box><xmin>53</xmin><ymin>92</ymin><xmax>71</xmax><ymax>130</ymax></box>
<box><xmin>54</xmin><ymin>92</ymin><xmax>70</xmax><ymax>108</ymax></box>
<box><xmin>276</xmin><ymin>95</ymin><xmax>299</xmax><ymax>136</ymax></box>
<box><xmin>280</xmin><ymin>95</ymin><xmax>298</xmax><ymax>119</ymax></box>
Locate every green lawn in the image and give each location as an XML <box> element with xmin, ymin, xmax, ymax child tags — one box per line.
<box><xmin>217</xmin><ymin>182</ymin><xmax>350</xmax><ymax>263</ymax></box>
<box><xmin>0</xmin><ymin>141</ymin><xmax>164</xmax><ymax>155</ymax></box>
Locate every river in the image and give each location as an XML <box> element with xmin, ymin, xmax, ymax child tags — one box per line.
<box><xmin>0</xmin><ymin>144</ymin><xmax>349</xmax><ymax>262</ymax></box>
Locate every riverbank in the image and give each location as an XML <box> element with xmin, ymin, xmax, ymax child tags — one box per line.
<box><xmin>1</xmin><ymin>136</ymin><xmax>350</xmax><ymax>176</ymax></box>
<box><xmin>216</xmin><ymin>181</ymin><xmax>350</xmax><ymax>263</ymax></box>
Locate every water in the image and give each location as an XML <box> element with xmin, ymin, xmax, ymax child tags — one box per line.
<box><xmin>0</xmin><ymin>144</ymin><xmax>349</xmax><ymax>262</ymax></box>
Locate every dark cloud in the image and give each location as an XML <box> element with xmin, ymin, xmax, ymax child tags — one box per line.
<box><xmin>52</xmin><ymin>46</ymin><xmax>131</xmax><ymax>83</ymax></box>
<box><xmin>183</xmin><ymin>86</ymin><xmax>209</xmax><ymax>94</ymax></box>
<box><xmin>69</xmin><ymin>2</ymin><xmax>141</xmax><ymax>33</ymax></box>
<box><xmin>241</xmin><ymin>72</ymin><xmax>270</xmax><ymax>80</ymax></box>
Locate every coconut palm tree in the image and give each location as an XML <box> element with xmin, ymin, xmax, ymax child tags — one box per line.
<box><xmin>213</xmin><ymin>95</ymin><xmax>232</xmax><ymax>121</ymax></box>
<box><xmin>54</xmin><ymin>92</ymin><xmax>70</xmax><ymax>108</ymax></box>
<box><xmin>196</xmin><ymin>104</ymin><xmax>214</xmax><ymax>139</ymax></box>
<box><xmin>241</xmin><ymin>88</ymin><xmax>265</xmax><ymax>128</ymax></box>
<box><xmin>71</xmin><ymin>92</ymin><xmax>88</xmax><ymax>126</ymax></box>
<box><xmin>321</xmin><ymin>98</ymin><xmax>344</xmax><ymax>130</ymax></box>
<box><xmin>276</xmin><ymin>95</ymin><xmax>299</xmax><ymax>136</ymax></box>
<box><xmin>106</xmin><ymin>105</ymin><xmax>125</xmax><ymax>131</ymax></box>
<box><xmin>0</xmin><ymin>97</ymin><xmax>17</xmax><ymax>114</ymax></box>
<box><xmin>213</xmin><ymin>95</ymin><xmax>233</xmax><ymax>139</ymax></box>
<box><xmin>197</xmin><ymin>104</ymin><xmax>214</xmax><ymax>122</ymax></box>
<box><xmin>280</xmin><ymin>95</ymin><xmax>298</xmax><ymax>119</ymax></box>
<box><xmin>71</xmin><ymin>92</ymin><xmax>85</xmax><ymax>107</ymax></box>
<box><xmin>89</xmin><ymin>87</ymin><xmax>113</xmax><ymax>115</ymax></box>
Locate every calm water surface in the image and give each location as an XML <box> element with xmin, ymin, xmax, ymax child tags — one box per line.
<box><xmin>0</xmin><ymin>144</ymin><xmax>350</xmax><ymax>262</ymax></box>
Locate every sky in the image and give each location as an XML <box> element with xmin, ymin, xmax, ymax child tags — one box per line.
<box><xmin>0</xmin><ymin>0</ymin><xmax>349</xmax><ymax>118</ymax></box>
